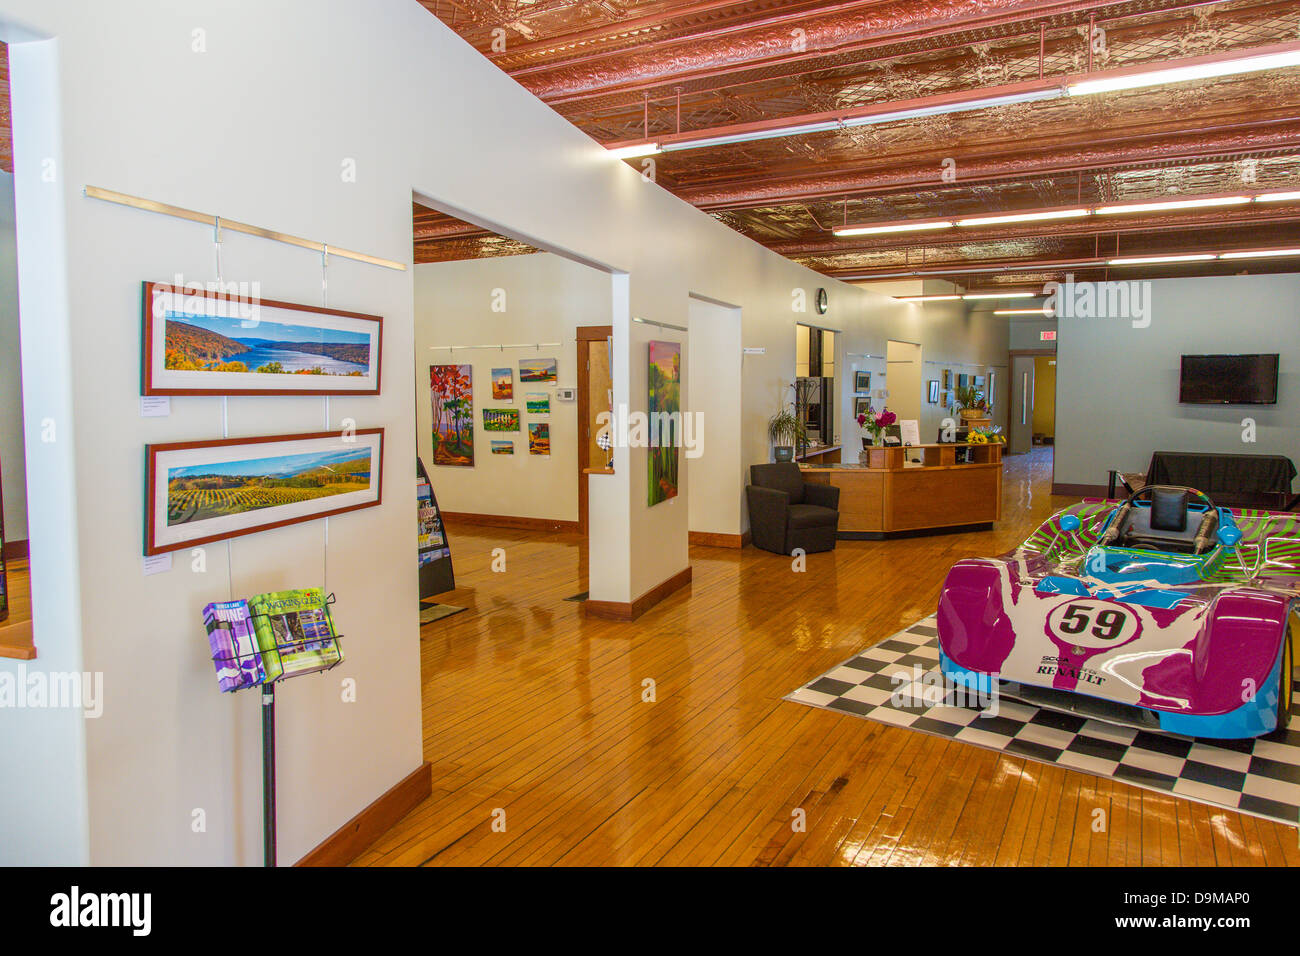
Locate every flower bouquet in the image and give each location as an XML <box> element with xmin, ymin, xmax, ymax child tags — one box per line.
<box><xmin>856</xmin><ymin>406</ymin><xmax>897</xmax><ymax>446</ymax></box>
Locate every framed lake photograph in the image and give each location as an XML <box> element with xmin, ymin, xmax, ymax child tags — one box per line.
<box><xmin>490</xmin><ymin>440</ymin><xmax>514</xmax><ymax>455</ymax></box>
<box><xmin>145</xmin><ymin>429</ymin><xmax>384</xmax><ymax>555</ymax></box>
<box><xmin>142</xmin><ymin>281</ymin><xmax>382</xmax><ymax>395</ymax></box>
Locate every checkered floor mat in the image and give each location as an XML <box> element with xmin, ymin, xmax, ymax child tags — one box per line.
<box><xmin>785</xmin><ymin>616</ymin><xmax>1300</xmax><ymax>828</ymax></box>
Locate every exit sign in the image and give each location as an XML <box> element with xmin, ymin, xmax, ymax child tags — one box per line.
<box><xmin>1040</xmin><ymin>330</ymin><xmax>1057</xmax><ymax>341</ymax></box>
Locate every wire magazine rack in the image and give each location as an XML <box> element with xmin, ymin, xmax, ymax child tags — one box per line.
<box><xmin>208</xmin><ymin>592</ymin><xmax>345</xmax><ymax>867</ymax></box>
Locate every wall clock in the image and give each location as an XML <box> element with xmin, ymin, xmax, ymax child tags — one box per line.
<box><xmin>815</xmin><ymin>288</ymin><xmax>828</xmax><ymax>314</ymax></box>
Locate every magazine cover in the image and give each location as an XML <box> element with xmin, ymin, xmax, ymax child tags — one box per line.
<box><xmin>248</xmin><ymin>588</ymin><xmax>343</xmax><ymax>679</ymax></box>
<box><xmin>203</xmin><ymin>599</ymin><xmax>269</xmax><ymax>691</ymax></box>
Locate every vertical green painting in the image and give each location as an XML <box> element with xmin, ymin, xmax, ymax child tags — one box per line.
<box><xmin>647</xmin><ymin>340</ymin><xmax>680</xmax><ymax>506</ymax></box>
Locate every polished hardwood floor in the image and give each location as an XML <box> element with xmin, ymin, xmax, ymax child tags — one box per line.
<box><xmin>358</xmin><ymin>448</ymin><xmax>1300</xmax><ymax>866</ymax></box>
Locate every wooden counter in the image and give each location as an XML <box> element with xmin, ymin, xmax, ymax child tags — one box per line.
<box><xmin>800</xmin><ymin>442</ymin><xmax>1002</xmax><ymax>538</ymax></box>
<box><xmin>795</xmin><ymin>444</ymin><xmax>840</xmax><ymax>464</ymax></box>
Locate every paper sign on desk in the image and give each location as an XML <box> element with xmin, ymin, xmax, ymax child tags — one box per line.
<box><xmin>900</xmin><ymin>420</ymin><xmax>920</xmax><ymax>446</ymax></box>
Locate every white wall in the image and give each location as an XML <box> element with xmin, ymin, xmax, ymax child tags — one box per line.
<box><xmin>687</xmin><ymin>296</ymin><xmax>742</xmax><ymax>537</ymax></box>
<box><xmin>0</xmin><ymin>171</ymin><xmax>25</xmax><ymax>542</ymax></box>
<box><xmin>0</xmin><ymin>0</ymin><xmax>1018</xmax><ymax>863</ymax></box>
<box><xmin>1055</xmin><ymin>274</ymin><xmax>1300</xmax><ymax>488</ymax></box>
<box><xmin>413</xmin><ymin>253</ymin><xmax>610</xmax><ymax>523</ymax></box>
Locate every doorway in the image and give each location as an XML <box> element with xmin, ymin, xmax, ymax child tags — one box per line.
<box><xmin>577</xmin><ymin>324</ymin><xmax>613</xmax><ymax>534</ymax></box>
<box><xmin>1007</xmin><ymin>349</ymin><xmax>1057</xmax><ymax>457</ymax></box>
<box><xmin>886</xmin><ymin>340</ymin><xmax>923</xmax><ymax>424</ymax></box>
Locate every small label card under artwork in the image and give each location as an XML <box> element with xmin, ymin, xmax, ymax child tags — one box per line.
<box><xmin>743</xmin><ymin>347</ymin><xmax>766</xmax><ymax>355</ymax></box>
<box><xmin>142</xmin><ymin>553</ymin><xmax>173</xmax><ymax>576</ymax></box>
<box><xmin>140</xmin><ymin>396</ymin><xmax>171</xmax><ymax>417</ymax></box>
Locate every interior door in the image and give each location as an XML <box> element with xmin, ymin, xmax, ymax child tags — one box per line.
<box><xmin>577</xmin><ymin>326</ymin><xmax>613</xmax><ymax>533</ymax></box>
<box><xmin>1007</xmin><ymin>353</ymin><xmax>1036</xmax><ymax>455</ymax></box>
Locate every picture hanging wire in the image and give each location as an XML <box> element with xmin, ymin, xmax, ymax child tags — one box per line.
<box><xmin>632</xmin><ymin>316</ymin><xmax>688</xmax><ymax>333</ymax></box>
<box><xmin>429</xmin><ymin>342</ymin><xmax>562</xmax><ymax>352</ymax></box>
<box><xmin>83</xmin><ymin>185</ymin><xmax>406</xmax><ymax>272</ymax></box>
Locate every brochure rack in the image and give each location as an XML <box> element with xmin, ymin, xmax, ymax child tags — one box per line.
<box><xmin>208</xmin><ymin>593</ymin><xmax>345</xmax><ymax>867</ymax></box>
<box><xmin>417</xmin><ymin>457</ymin><xmax>455</xmax><ymax>599</ymax></box>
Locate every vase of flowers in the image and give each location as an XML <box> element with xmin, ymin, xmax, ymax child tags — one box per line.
<box><xmin>856</xmin><ymin>406</ymin><xmax>897</xmax><ymax>446</ymax></box>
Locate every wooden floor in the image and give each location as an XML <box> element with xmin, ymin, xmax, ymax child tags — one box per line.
<box><xmin>358</xmin><ymin>448</ymin><xmax>1300</xmax><ymax>866</ymax></box>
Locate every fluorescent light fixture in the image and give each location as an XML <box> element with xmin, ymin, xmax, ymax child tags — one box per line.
<box><xmin>1095</xmin><ymin>196</ymin><xmax>1250</xmax><ymax>215</ymax></box>
<box><xmin>994</xmin><ymin>308</ymin><xmax>1055</xmax><ymax>315</ymax></box>
<box><xmin>659</xmin><ymin>120</ymin><xmax>840</xmax><ymax>151</ymax></box>
<box><xmin>1067</xmin><ymin>48</ymin><xmax>1300</xmax><ymax>97</ymax></box>
<box><xmin>608</xmin><ymin>142</ymin><xmax>662</xmax><ymax>159</ymax></box>
<box><xmin>956</xmin><ymin>208</ymin><xmax>1089</xmax><ymax>227</ymax></box>
<box><xmin>1219</xmin><ymin>248</ymin><xmax>1300</xmax><ymax>259</ymax></box>
<box><xmin>896</xmin><ymin>294</ymin><xmax>962</xmax><ymax>302</ymax></box>
<box><xmin>1255</xmin><ymin>191</ymin><xmax>1300</xmax><ymax>203</ymax></box>
<box><xmin>654</xmin><ymin>88</ymin><xmax>1064</xmax><ymax>153</ymax></box>
<box><xmin>833</xmin><ymin>220</ymin><xmax>955</xmax><ymax>237</ymax></box>
<box><xmin>1108</xmin><ymin>253</ymin><xmax>1216</xmax><ymax>265</ymax></box>
<box><xmin>962</xmin><ymin>291</ymin><xmax>1037</xmax><ymax>300</ymax></box>
<box><xmin>837</xmin><ymin>88</ymin><xmax>1063</xmax><ymax>129</ymax></box>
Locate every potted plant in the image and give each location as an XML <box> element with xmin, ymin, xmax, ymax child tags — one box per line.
<box><xmin>768</xmin><ymin>403</ymin><xmax>807</xmax><ymax>462</ymax></box>
<box><xmin>954</xmin><ymin>384</ymin><xmax>988</xmax><ymax>422</ymax></box>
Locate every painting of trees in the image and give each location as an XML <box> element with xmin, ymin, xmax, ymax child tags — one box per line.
<box><xmin>647</xmin><ymin>341</ymin><xmax>681</xmax><ymax>505</ymax></box>
<box><xmin>430</xmin><ymin>364</ymin><xmax>474</xmax><ymax>466</ymax></box>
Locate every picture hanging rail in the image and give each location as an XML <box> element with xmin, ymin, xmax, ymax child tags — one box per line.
<box><xmin>427</xmin><ymin>342</ymin><xmax>562</xmax><ymax>352</ymax></box>
<box><xmin>83</xmin><ymin>185</ymin><xmax>406</xmax><ymax>272</ymax></box>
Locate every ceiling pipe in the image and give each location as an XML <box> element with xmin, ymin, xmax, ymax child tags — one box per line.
<box><xmin>678</xmin><ymin>121</ymin><xmax>1300</xmax><ymax>208</ymax></box>
<box><xmin>521</xmin><ymin>0</ymin><xmax>1218</xmax><ymax>102</ymax></box>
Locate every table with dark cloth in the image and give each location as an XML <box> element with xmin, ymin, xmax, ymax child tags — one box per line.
<box><xmin>1146</xmin><ymin>451</ymin><xmax>1296</xmax><ymax>507</ymax></box>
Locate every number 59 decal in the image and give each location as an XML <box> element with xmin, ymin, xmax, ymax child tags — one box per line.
<box><xmin>1046</xmin><ymin>599</ymin><xmax>1140</xmax><ymax>649</ymax></box>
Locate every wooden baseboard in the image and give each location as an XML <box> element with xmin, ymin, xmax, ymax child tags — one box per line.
<box><xmin>584</xmin><ymin>565</ymin><xmax>693</xmax><ymax>621</ymax></box>
<box><xmin>688</xmin><ymin>530</ymin><xmax>749</xmax><ymax>549</ymax></box>
<box><xmin>1051</xmin><ymin>483</ymin><xmax>1111</xmax><ymax>498</ymax></box>
<box><xmin>441</xmin><ymin>512</ymin><xmax>580</xmax><ymax>533</ymax></box>
<box><xmin>295</xmin><ymin>762</ymin><xmax>432</xmax><ymax>867</ymax></box>
<box><xmin>2</xmin><ymin>539</ymin><xmax>28</xmax><ymax>561</ymax></box>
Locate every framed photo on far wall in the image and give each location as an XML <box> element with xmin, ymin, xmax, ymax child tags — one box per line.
<box><xmin>928</xmin><ymin>380</ymin><xmax>939</xmax><ymax>403</ymax></box>
<box><xmin>853</xmin><ymin>371</ymin><xmax>871</xmax><ymax>393</ymax></box>
<box><xmin>854</xmin><ymin>397</ymin><xmax>870</xmax><ymax>416</ymax></box>
<box><xmin>145</xmin><ymin>429</ymin><xmax>384</xmax><ymax>556</ymax></box>
<box><xmin>142</xmin><ymin>280</ymin><xmax>382</xmax><ymax>396</ymax></box>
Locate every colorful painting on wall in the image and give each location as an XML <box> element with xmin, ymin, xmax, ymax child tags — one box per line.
<box><xmin>525</xmin><ymin>392</ymin><xmax>549</xmax><ymax>415</ymax></box>
<box><xmin>490</xmin><ymin>441</ymin><xmax>514</xmax><ymax>455</ymax></box>
<box><xmin>491</xmin><ymin>367</ymin><xmax>514</xmax><ymax>401</ymax></box>
<box><xmin>527</xmin><ymin>423</ymin><xmax>550</xmax><ymax>456</ymax></box>
<box><xmin>145</xmin><ymin>430</ymin><xmax>384</xmax><ymax>555</ymax></box>
<box><xmin>648</xmin><ymin>340</ymin><xmax>681</xmax><ymax>506</ymax></box>
<box><xmin>143</xmin><ymin>280</ymin><xmax>382</xmax><ymax>395</ymax></box>
<box><xmin>430</xmin><ymin>364</ymin><xmax>474</xmax><ymax>466</ymax></box>
<box><xmin>483</xmin><ymin>408</ymin><xmax>520</xmax><ymax>431</ymax></box>
<box><xmin>519</xmin><ymin>357</ymin><xmax>557</xmax><ymax>383</ymax></box>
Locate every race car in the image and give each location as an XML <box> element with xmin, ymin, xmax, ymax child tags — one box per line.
<box><xmin>937</xmin><ymin>484</ymin><xmax>1300</xmax><ymax>739</ymax></box>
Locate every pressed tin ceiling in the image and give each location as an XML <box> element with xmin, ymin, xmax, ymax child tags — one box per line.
<box><xmin>413</xmin><ymin>0</ymin><xmax>1300</xmax><ymax>285</ymax></box>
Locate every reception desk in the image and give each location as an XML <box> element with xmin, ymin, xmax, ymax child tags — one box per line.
<box><xmin>800</xmin><ymin>442</ymin><xmax>1002</xmax><ymax>538</ymax></box>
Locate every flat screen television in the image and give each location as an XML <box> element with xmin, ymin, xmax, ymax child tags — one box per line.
<box><xmin>1179</xmin><ymin>353</ymin><xmax>1279</xmax><ymax>405</ymax></box>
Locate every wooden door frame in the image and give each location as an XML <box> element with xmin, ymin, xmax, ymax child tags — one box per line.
<box><xmin>1007</xmin><ymin>348</ymin><xmax>1058</xmax><ymax>482</ymax></box>
<box><xmin>577</xmin><ymin>325</ymin><xmax>613</xmax><ymax>534</ymax></box>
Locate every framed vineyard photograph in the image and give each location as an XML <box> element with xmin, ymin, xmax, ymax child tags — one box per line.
<box><xmin>145</xmin><ymin>429</ymin><xmax>384</xmax><ymax>555</ymax></box>
<box><xmin>142</xmin><ymin>280</ymin><xmax>382</xmax><ymax>395</ymax></box>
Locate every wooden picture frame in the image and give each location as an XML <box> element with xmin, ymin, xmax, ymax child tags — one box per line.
<box><xmin>142</xmin><ymin>280</ymin><xmax>383</xmax><ymax>396</ymax></box>
<box><xmin>144</xmin><ymin>429</ymin><xmax>384</xmax><ymax>555</ymax></box>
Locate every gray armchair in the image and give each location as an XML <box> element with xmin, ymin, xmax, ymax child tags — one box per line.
<box><xmin>747</xmin><ymin>463</ymin><xmax>840</xmax><ymax>555</ymax></box>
